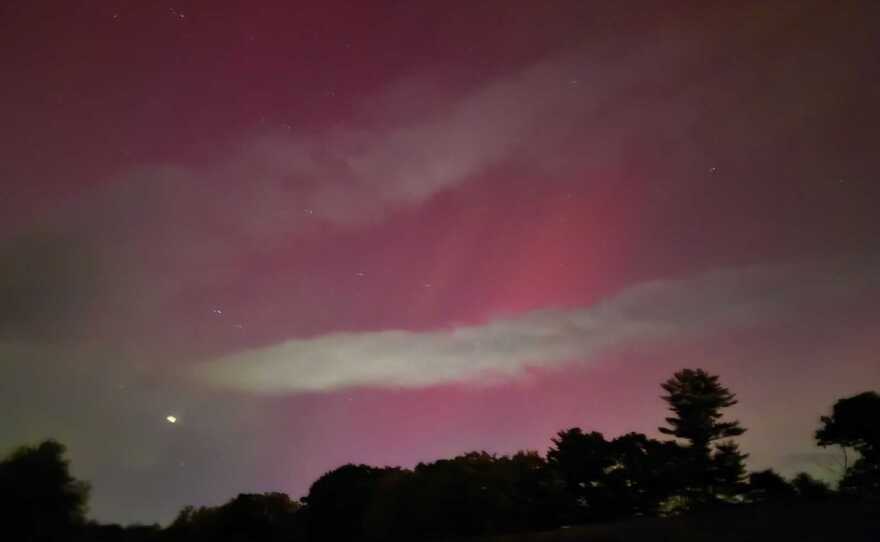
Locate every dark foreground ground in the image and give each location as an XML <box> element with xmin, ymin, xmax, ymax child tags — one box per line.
<box><xmin>475</xmin><ymin>500</ymin><xmax>880</xmax><ymax>542</ymax></box>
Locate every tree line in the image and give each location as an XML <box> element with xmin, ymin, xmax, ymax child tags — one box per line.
<box><xmin>2</xmin><ymin>369</ymin><xmax>878</xmax><ymax>541</ymax></box>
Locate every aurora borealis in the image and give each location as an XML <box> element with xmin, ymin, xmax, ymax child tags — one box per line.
<box><xmin>1</xmin><ymin>0</ymin><xmax>879</xmax><ymax>524</ymax></box>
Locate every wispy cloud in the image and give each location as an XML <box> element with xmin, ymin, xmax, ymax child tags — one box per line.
<box><xmin>15</xmin><ymin>51</ymin><xmax>645</xmax><ymax>333</ymax></box>
<box><xmin>58</xmin><ymin>54</ymin><xmax>600</xmax><ymax>243</ymax></box>
<box><xmin>195</xmin><ymin>262</ymin><xmax>877</xmax><ymax>393</ymax></box>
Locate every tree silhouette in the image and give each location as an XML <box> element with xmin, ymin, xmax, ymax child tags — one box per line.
<box><xmin>791</xmin><ymin>472</ymin><xmax>832</xmax><ymax>500</ymax></box>
<box><xmin>547</xmin><ymin>429</ymin><xmax>688</xmax><ymax>521</ymax></box>
<box><xmin>603</xmin><ymin>433</ymin><xmax>687</xmax><ymax>517</ymax></box>
<box><xmin>302</xmin><ymin>464</ymin><xmax>394</xmax><ymax>541</ymax></box>
<box><xmin>0</xmin><ymin>439</ymin><xmax>90</xmax><ymax>541</ymax></box>
<box><xmin>361</xmin><ymin>450</ymin><xmax>568</xmax><ymax>540</ymax></box>
<box><xmin>658</xmin><ymin>369</ymin><xmax>746</xmax><ymax>504</ymax></box>
<box><xmin>360</xmin><ymin>468</ymin><xmax>419</xmax><ymax>541</ymax></box>
<box><xmin>166</xmin><ymin>493</ymin><xmax>301</xmax><ymax>541</ymax></box>
<box><xmin>501</xmin><ymin>451</ymin><xmax>568</xmax><ymax>531</ymax></box>
<box><xmin>746</xmin><ymin>469</ymin><xmax>796</xmax><ymax>503</ymax></box>
<box><xmin>547</xmin><ymin>428</ymin><xmax>612</xmax><ymax>522</ymax></box>
<box><xmin>839</xmin><ymin>459</ymin><xmax>880</xmax><ymax>498</ymax></box>
<box><xmin>78</xmin><ymin>522</ymin><xmax>161</xmax><ymax>542</ymax></box>
<box><xmin>408</xmin><ymin>451</ymin><xmax>519</xmax><ymax>538</ymax></box>
<box><xmin>816</xmin><ymin>391</ymin><xmax>880</xmax><ymax>497</ymax></box>
<box><xmin>710</xmin><ymin>441</ymin><xmax>748</xmax><ymax>499</ymax></box>
<box><xmin>11</xmin><ymin>373</ymin><xmax>880</xmax><ymax>541</ymax></box>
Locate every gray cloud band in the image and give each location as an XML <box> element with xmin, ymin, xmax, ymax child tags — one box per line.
<box><xmin>195</xmin><ymin>262</ymin><xmax>876</xmax><ymax>393</ymax></box>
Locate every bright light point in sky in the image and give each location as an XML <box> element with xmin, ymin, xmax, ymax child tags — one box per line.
<box><xmin>165</xmin><ymin>415</ymin><xmax>177</xmax><ymax>424</ymax></box>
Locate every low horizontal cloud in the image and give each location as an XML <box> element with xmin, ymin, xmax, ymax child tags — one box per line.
<box><xmin>195</xmin><ymin>261</ymin><xmax>877</xmax><ymax>393</ymax></box>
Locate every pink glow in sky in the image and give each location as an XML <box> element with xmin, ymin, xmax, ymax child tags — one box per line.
<box><xmin>1</xmin><ymin>0</ymin><xmax>879</xmax><ymax>524</ymax></box>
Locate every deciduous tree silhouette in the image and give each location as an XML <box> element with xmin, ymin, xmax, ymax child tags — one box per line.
<box><xmin>407</xmin><ymin>451</ymin><xmax>522</xmax><ymax>538</ymax></box>
<box><xmin>166</xmin><ymin>493</ymin><xmax>301</xmax><ymax>541</ymax></box>
<box><xmin>791</xmin><ymin>472</ymin><xmax>832</xmax><ymax>500</ymax></box>
<box><xmin>547</xmin><ymin>428</ymin><xmax>611</xmax><ymax>522</ymax></box>
<box><xmin>658</xmin><ymin>369</ymin><xmax>746</xmax><ymax>504</ymax></box>
<box><xmin>77</xmin><ymin>522</ymin><xmax>161</xmax><ymax>542</ymax></box>
<box><xmin>501</xmin><ymin>450</ymin><xmax>568</xmax><ymax>531</ymax></box>
<box><xmin>0</xmin><ymin>439</ymin><xmax>90</xmax><ymax>541</ymax></box>
<box><xmin>816</xmin><ymin>391</ymin><xmax>880</xmax><ymax>497</ymax></box>
<box><xmin>302</xmin><ymin>464</ymin><xmax>394</xmax><ymax>541</ymax></box>
<box><xmin>362</xmin><ymin>451</ymin><xmax>567</xmax><ymax>540</ymax></box>
<box><xmin>547</xmin><ymin>429</ymin><xmax>687</xmax><ymax>521</ymax></box>
<box><xmin>0</xmin><ymin>440</ymin><xmax>89</xmax><ymax>540</ymax></box>
<box><xmin>746</xmin><ymin>469</ymin><xmax>796</xmax><ymax>503</ymax></box>
<box><xmin>603</xmin><ymin>432</ymin><xmax>687</xmax><ymax>517</ymax></box>
<box><xmin>12</xmin><ymin>374</ymin><xmax>880</xmax><ymax>541</ymax></box>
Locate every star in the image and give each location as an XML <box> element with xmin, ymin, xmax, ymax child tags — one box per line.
<box><xmin>165</xmin><ymin>415</ymin><xmax>178</xmax><ymax>424</ymax></box>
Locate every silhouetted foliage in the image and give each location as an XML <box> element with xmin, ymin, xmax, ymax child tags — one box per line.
<box><xmin>816</xmin><ymin>391</ymin><xmax>880</xmax><ymax>459</ymax></box>
<box><xmin>816</xmin><ymin>390</ymin><xmax>880</xmax><ymax>497</ymax></box>
<box><xmin>659</xmin><ymin>369</ymin><xmax>745</xmax><ymax>448</ymax></box>
<box><xmin>380</xmin><ymin>451</ymin><xmax>567</xmax><ymax>540</ymax></box>
<box><xmin>602</xmin><ymin>433</ymin><xmax>688</xmax><ymax>518</ymax></box>
<box><xmin>710</xmin><ymin>441</ymin><xmax>748</xmax><ymax>500</ymax></box>
<box><xmin>658</xmin><ymin>369</ymin><xmax>746</xmax><ymax>505</ymax></box>
<box><xmin>746</xmin><ymin>469</ymin><xmax>796</xmax><ymax>503</ymax></box>
<box><xmin>0</xmin><ymin>439</ymin><xmax>91</xmax><ymax>541</ymax></box>
<box><xmin>165</xmin><ymin>492</ymin><xmax>302</xmax><ymax>542</ymax></box>
<box><xmin>547</xmin><ymin>429</ymin><xmax>689</xmax><ymax>522</ymax></box>
<box><xmin>502</xmin><ymin>451</ymin><xmax>570</xmax><ymax>531</ymax></box>
<box><xmin>77</xmin><ymin>522</ymin><xmax>162</xmax><ymax>542</ymax></box>
<box><xmin>547</xmin><ymin>428</ymin><xmax>611</xmax><ymax>522</ymax></box>
<box><xmin>839</xmin><ymin>458</ymin><xmax>880</xmax><ymax>498</ymax></box>
<box><xmin>300</xmin><ymin>450</ymin><xmax>568</xmax><ymax>541</ymax></box>
<box><xmin>302</xmin><ymin>464</ymin><xmax>394</xmax><ymax>541</ymax></box>
<box><xmin>791</xmin><ymin>472</ymin><xmax>832</xmax><ymax>501</ymax></box>
<box><xmin>7</xmin><ymin>371</ymin><xmax>880</xmax><ymax>542</ymax></box>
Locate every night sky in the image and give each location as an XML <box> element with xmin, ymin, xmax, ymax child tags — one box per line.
<box><xmin>2</xmin><ymin>0</ymin><xmax>879</xmax><ymax>525</ymax></box>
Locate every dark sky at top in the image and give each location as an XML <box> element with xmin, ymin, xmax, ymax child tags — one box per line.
<box><xmin>1</xmin><ymin>0</ymin><xmax>879</xmax><ymax>524</ymax></box>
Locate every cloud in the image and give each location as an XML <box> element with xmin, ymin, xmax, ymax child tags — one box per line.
<box><xmin>52</xmin><ymin>54</ymin><xmax>597</xmax><ymax>242</ymax></box>
<box><xmin>195</xmin><ymin>261</ymin><xmax>877</xmax><ymax>393</ymax></box>
<box><xmin>49</xmin><ymin>34</ymin><xmax>703</xmax><ymax>252</ymax></box>
<box><xmin>0</xmin><ymin>232</ymin><xmax>99</xmax><ymax>342</ymax></box>
<box><xmin>9</xmin><ymin>55</ymin><xmax>603</xmax><ymax>324</ymax></box>
<box><xmin>14</xmin><ymin>50</ymin><xmax>648</xmax><ymax>337</ymax></box>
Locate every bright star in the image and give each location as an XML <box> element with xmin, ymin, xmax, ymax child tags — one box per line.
<box><xmin>166</xmin><ymin>415</ymin><xmax>177</xmax><ymax>424</ymax></box>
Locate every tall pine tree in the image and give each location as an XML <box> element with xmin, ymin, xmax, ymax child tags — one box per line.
<box><xmin>658</xmin><ymin>369</ymin><xmax>746</xmax><ymax>504</ymax></box>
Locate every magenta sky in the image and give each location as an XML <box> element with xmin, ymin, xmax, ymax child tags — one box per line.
<box><xmin>2</xmin><ymin>0</ymin><xmax>879</xmax><ymax>524</ymax></box>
